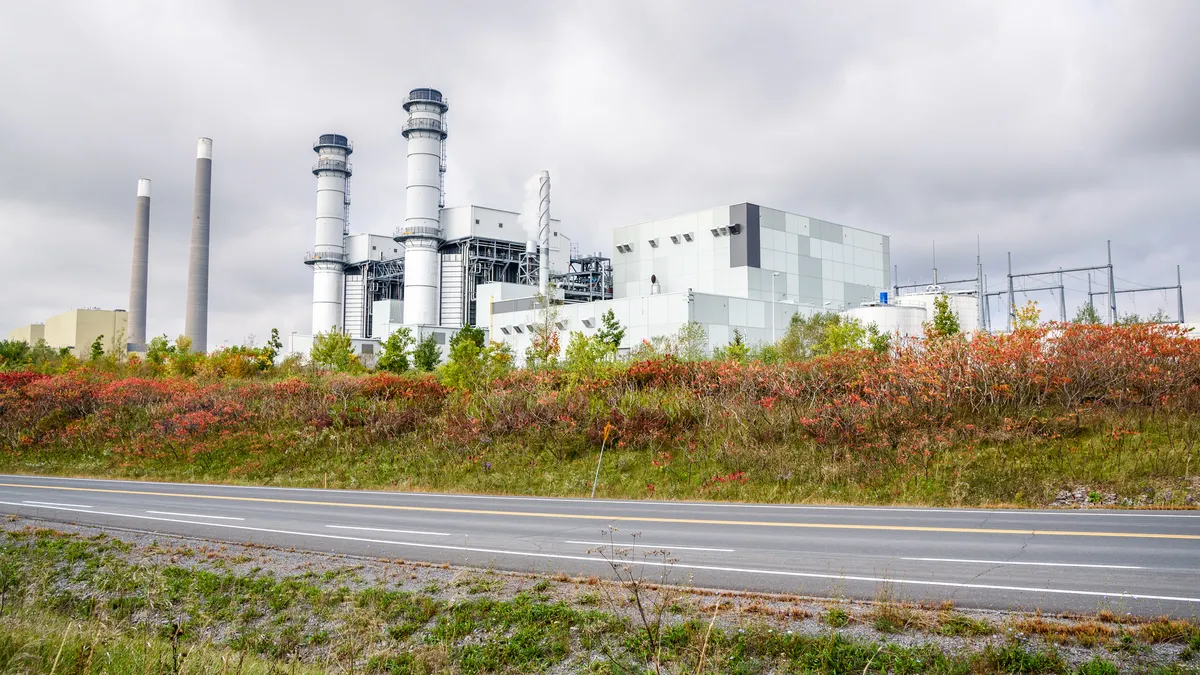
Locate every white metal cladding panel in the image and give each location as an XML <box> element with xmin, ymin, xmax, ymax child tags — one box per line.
<box><xmin>439</xmin><ymin>206</ymin><xmax>473</xmax><ymax>241</ymax></box>
<box><xmin>708</xmin><ymin>323</ymin><xmax>730</xmax><ymax>349</ymax></box>
<box><xmin>729</xmin><ymin>298</ymin><xmax>747</xmax><ymax>326</ymax></box>
<box><xmin>760</xmin><ymin>207</ymin><xmax>785</xmax><ymax>231</ymax></box>
<box><xmin>693</xmin><ymin>295</ymin><xmax>730</xmax><ymax>324</ymax></box>
<box><xmin>785</xmin><ymin>212</ymin><xmax>810</xmax><ymax>236</ymax></box>
<box><xmin>344</xmin><ymin>234</ymin><xmax>370</xmax><ymax>264</ymax></box>
<box><xmin>746</xmin><ymin>299</ymin><xmax>766</xmax><ymax>328</ymax></box>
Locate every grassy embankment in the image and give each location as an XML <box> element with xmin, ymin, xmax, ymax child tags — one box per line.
<box><xmin>2</xmin><ymin>525</ymin><xmax>1198</xmax><ymax>674</ymax></box>
<box><xmin>2</xmin><ymin>324</ymin><xmax>1199</xmax><ymax>508</ymax></box>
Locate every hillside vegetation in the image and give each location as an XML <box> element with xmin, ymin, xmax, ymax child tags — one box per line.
<box><xmin>1</xmin><ymin>320</ymin><xmax>1198</xmax><ymax>507</ymax></box>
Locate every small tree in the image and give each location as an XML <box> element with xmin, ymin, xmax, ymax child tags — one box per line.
<box><xmin>453</xmin><ymin>324</ymin><xmax>486</xmax><ymax>349</ymax></box>
<box><xmin>675</xmin><ymin>321</ymin><xmax>708</xmax><ymax>360</ymax></box>
<box><xmin>719</xmin><ymin>329</ymin><xmax>750</xmax><ymax>362</ymax></box>
<box><xmin>413</xmin><ymin>333</ymin><xmax>442</xmax><ymax>372</ymax></box>
<box><xmin>564</xmin><ymin>331</ymin><xmax>607</xmax><ymax>376</ymax></box>
<box><xmin>1014</xmin><ymin>300</ymin><xmax>1042</xmax><ymax>330</ymax></box>
<box><xmin>167</xmin><ymin>336</ymin><xmax>198</xmax><ymax>376</ymax></box>
<box><xmin>595</xmin><ymin>309</ymin><xmax>626</xmax><ymax>358</ymax></box>
<box><xmin>89</xmin><ymin>335</ymin><xmax>105</xmax><ymax>361</ymax></box>
<box><xmin>106</xmin><ymin>328</ymin><xmax>128</xmax><ymax>363</ymax></box>
<box><xmin>525</xmin><ymin>291</ymin><xmax>561</xmax><ymax>368</ymax></box>
<box><xmin>376</xmin><ymin>327</ymin><xmax>415</xmax><ymax>373</ymax></box>
<box><xmin>265</xmin><ymin>328</ymin><xmax>283</xmax><ymax>362</ymax></box>
<box><xmin>0</xmin><ymin>340</ymin><xmax>30</xmax><ymax>366</ymax></box>
<box><xmin>867</xmin><ymin>323</ymin><xmax>891</xmax><ymax>355</ymax></box>
<box><xmin>442</xmin><ymin>337</ymin><xmax>513</xmax><ymax>391</ymax></box>
<box><xmin>310</xmin><ymin>327</ymin><xmax>354</xmax><ymax>371</ymax></box>
<box><xmin>929</xmin><ymin>294</ymin><xmax>961</xmax><ymax>338</ymax></box>
<box><xmin>146</xmin><ymin>334</ymin><xmax>173</xmax><ymax>365</ymax></box>
<box><xmin>1073</xmin><ymin>302</ymin><xmax>1102</xmax><ymax>325</ymax></box>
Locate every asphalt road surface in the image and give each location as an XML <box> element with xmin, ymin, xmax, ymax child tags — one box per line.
<box><xmin>1</xmin><ymin>474</ymin><xmax>1198</xmax><ymax>617</ymax></box>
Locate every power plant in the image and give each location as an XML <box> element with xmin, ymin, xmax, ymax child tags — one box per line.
<box><xmin>283</xmin><ymin>85</ymin><xmax>1186</xmax><ymax>363</ymax></box>
<box><xmin>3</xmin><ymin>85</ymin><xmax>1188</xmax><ymax>359</ymax></box>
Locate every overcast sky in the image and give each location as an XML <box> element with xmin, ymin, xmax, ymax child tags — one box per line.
<box><xmin>2</xmin><ymin>1</ymin><xmax>1197</xmax><ymax>346</ymax></box>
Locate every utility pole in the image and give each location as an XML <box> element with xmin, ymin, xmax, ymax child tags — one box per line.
<box><xmin>1179</xmin><ymin>264</ymin><xmax>1186</xmax><ymax>324</ymax></box>
<box><xmin>1058</xmin><ymin>270</ymin><xmax>1066</xmax><ymax>323</ymax></box>
<box><xmin>1107</xmin><ymin>240</ymin><xmax>1117</xmax><ymax>324</ymax></box>
<box><xmin>977</xmin><ymin>252</ymin><xmax>985</xmax><ymax>333</ymax></box>
<box><xmin>1007</xmin><ymin>252</ymin><xmax>1015</xmax><ymax>331</ymax></box>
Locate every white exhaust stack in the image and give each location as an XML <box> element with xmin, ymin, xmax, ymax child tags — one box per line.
<box><xmin>127</xmin><ymin>178</ymin><xmax>151</xmax><ymax>351</ymax></box>
<box><xmin>184</xmin><ymin>138</ymin><xmax>212</xmax><ymax>353</ymax></box>
<box><xmin>537</xmin><ymin>170</ymin><xmax>550</xmax><ymax>296</ymax></box>
<box><xmin>394</xmin><ymin>88</ymin><xmax>448</xmax><ymax>326</ymax></box>
<box><xmin>307</xmin><ymin>134</ymin><xmax>352</xmax><ymax>334</ymax></box>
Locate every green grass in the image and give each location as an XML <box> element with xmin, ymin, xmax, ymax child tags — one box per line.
<box><xmin>2</xmin><ymin>414</ymin><xmax>1195</xmax><ymax>509</ymax></box>
<box><xmin>8</xmin><ymin>526</ymin><xmax>1188</xmax><ymax>674</ymax></box>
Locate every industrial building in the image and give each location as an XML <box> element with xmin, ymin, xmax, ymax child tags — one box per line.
<box><xmin>9</xmin><ymin>309</ymin><xmax>128</xmax><ymax>359</ymax></box>
<box><xmin>484</xmin><ymin>202</ymin><xmax>895</xmax><ymax>357</ymax></box>
<box><xmin>290</xmin><ymin>88</ymin><xmax>596</xmax><ymax>359</ymax></box>
<box><xmin>290</xmin><ymin>86</ymin><xmax>909</xmax><ymax>362</ymax></box>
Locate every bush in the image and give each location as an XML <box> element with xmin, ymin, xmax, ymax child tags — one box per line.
<box><xmin>377</xmin><ymin>327</ymin><xmax>415</xmax><ymax>374</ymax></box>
<box><xmin>413</xmin><ymin>334</ymin><xmax>442</xmax><ymax>372</ymax></box>
<box><xmin>310</xmin><ymin>328</ymin><xmax>354</xmax><ymax>372</ymax></box>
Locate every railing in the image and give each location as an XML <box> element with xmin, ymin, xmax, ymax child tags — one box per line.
<box><xmin>312</xmin><ymin>158</ymin><xmax>352</xmax><ymax>175</ymax></box>
<box><xmin>303</xmin><ymin>250</ymin><xmax>347</xmax><ymax>264</ymax></box>
<box><xmin>393</xmin><ymin>224</ymin><xmax>443</xmax><ymax>239</ymax></box>
<box><xmin>401</xmin><ymin>117</ymin><xmax>447</xmax><ymax>136</ymax></box>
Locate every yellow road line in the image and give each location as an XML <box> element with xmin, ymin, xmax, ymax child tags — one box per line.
<box><xmin>1</xmin><ymin>482</ymin><xmax>1197</xmax><ymax>540</ymax></box>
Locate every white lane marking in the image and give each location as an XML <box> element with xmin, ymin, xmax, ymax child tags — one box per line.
<box><xmin>6</xmin><ymin>475</ymin><xmax>1198</xmax><ymax>518</ymax></box>
<box><xmin>22</xmin><ymin>501</ymin><xmax>92</xmax><ymax>509</ymax></box>
<box><xmin>1</xmin><ymin>500</ymin><xmax>1196</xmax><ymax>605</ymax></box>
<box><xmin>903</xmin><ymin>557</ymin><xmax>1144</xmax><ymax>570</ymax></box>
<box><xmin>146</xmin><ymin>511</ymin><xmax>244</xmax><ymax>521</ymax></box>
<box><xmin>326</xmin><ymin>525</ymin><xmax>450</xmax><ymax>537</ymax></box>
<box><xmin>566</xmin><ymin>540</ymin><xmax>734</xmax><ymax>552</ymax></box>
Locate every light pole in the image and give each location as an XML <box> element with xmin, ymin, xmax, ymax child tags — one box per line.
<box><xmin>771</xmin><ymin>272</ymin><xmax>780</xmax><ymax>343</ymax></box>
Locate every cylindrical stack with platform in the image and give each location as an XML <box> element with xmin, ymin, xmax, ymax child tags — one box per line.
<box><xmin>394</xmin><ymin>88</ymin><xmax>449</xmax><ymax>326</ymax></box>
<box><xmin>306</xmin><ymin>134</ymin><xmax>353</xmax><ymax>334</ymax></box>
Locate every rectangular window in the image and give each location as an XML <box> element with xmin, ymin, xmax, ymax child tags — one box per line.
<box><xmin>475</xmin><ymin>219</ymin><xmax>480</xmax><ymax>224</ymax></box>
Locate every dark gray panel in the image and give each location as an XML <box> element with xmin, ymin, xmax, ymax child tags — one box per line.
<box><xmin>729</xmin><ymin>203</ymin><xmax>760</xmax><ymax>268</ymax></box>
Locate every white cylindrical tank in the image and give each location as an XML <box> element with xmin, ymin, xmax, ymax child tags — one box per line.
<box><xmin>537</xmin><ymin>170</ymin><xmax>550</xmax><ymax>295</ymax></box>
<box><xmin>842</xmin><ymin>304</ymin><xmax>927</xmax><ymax>337</ymax></box>
<box><xmin>306</xmin><ymin>134</ymin><xmax>352</xmax><ymax>334</ymax></box>
<box><xmin>394</xmin><ymin>88</ymin><xmax>448</xmax><ymax>326</ymax></box>
<box><xmin>894</xmin><ymin>292</ymin><xmax>981</xmax><ymax>335</ymax></box>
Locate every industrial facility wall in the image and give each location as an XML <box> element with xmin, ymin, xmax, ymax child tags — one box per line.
<box><xmin>610</xmin><ymin>203</ymin><xmax>890</xmax><ymax>310</ymax></box>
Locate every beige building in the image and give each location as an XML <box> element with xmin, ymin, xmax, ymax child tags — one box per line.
<box><xmin>41</xmin><ymin>309</ymin><xmax>128</xmax><ymax>358</ymax></box>
<box><xmin>7</xmin><ymin>323</ymin><xmax>45</xmax><ymax>344</ymax></box>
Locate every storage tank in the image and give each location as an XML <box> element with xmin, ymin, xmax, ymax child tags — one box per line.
<box><xmin>842</xmin><ymin>304</ymin><xmax>927</xmax><ymax>337</ymax></box>
<box><xmin>894</xmin><ymin>292</ymin><xmax>980</xmax><ymax>334</ymax></box>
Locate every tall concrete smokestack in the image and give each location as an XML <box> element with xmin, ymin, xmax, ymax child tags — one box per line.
<box><xmin>184</xmin><ymin>137</ymin><xmax>212</xmax><ymax>352</ymax></box>
<box><xmin>307</xmin><ymin>134</ymin><xmax>352</xmax><ymax>334</ymax></box>
<box><xmin>394</xmin><ymin>88</ymin><xmax>448</xmax><ymax>326</ymax></box>
<box><xmin>537</xmin><ymin>170</ymin><xmax>550</xmax><ymax>296</ymax></box>
<box><xmin>127</xmin><ymin>178</ymin><xmax>151</xmax><ymax>350</ymax></box>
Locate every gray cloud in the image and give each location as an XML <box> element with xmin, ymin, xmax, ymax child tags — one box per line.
<box><xmin>1</xmin><ymin>1</ymin><xmax>1197</xmax><ymax>345</ymax></box>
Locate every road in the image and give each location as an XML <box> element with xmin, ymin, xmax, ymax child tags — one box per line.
<box><xmin>1</xmin><ymin>474</ymin><xmax>1198</xmax><ymax>617</ymax></box>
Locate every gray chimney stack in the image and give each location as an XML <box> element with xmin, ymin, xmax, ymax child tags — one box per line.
<box><xmin>184</xmin><ymin>138</ymin><xmax>212</xmax><ymax>352</ymax></box>
<box><xmin>127</xmin><ymin>178</ymin><xmax>151</xmax><ymax>350</ymax></box>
